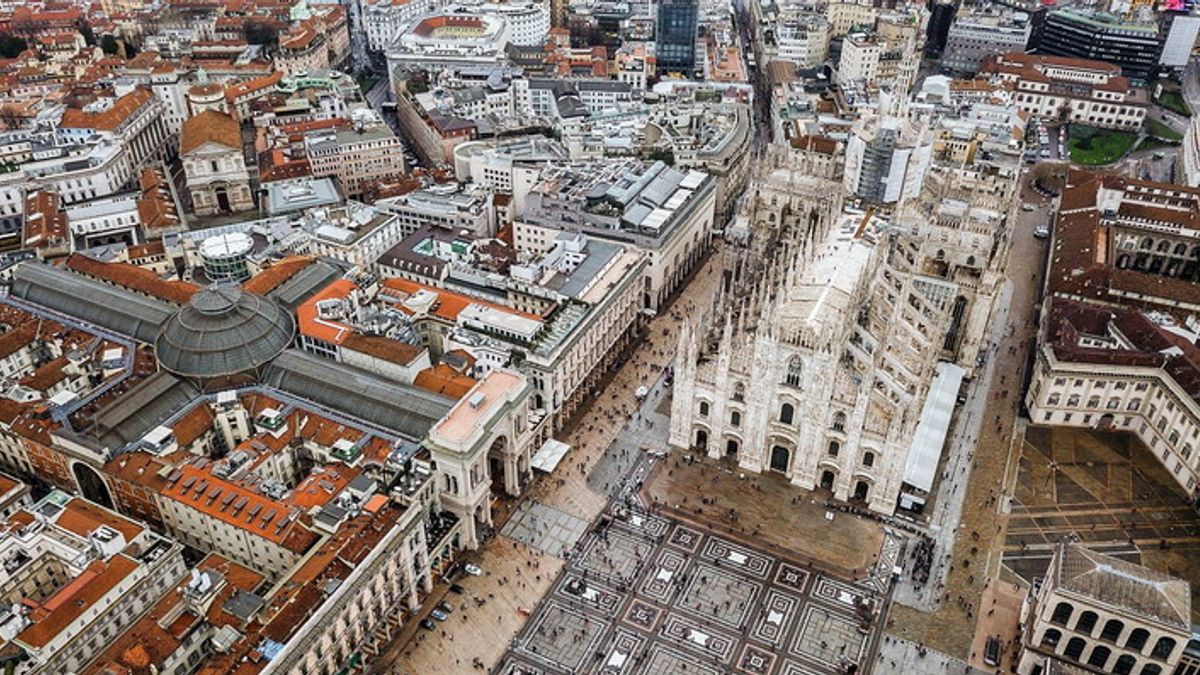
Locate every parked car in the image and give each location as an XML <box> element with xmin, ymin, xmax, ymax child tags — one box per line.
<box><xmin>431</xmin><ymin>608</ymin><xmax>449</xmax><ymax>621</ymax></box>
<box><xmin>464</xmin><ymin>563</ymin><xmax>483</xmax><ymax>576</ymax></box>
<box><xmin>449</xmin><ymin>583</ymin><xmax>466</xmax><ymax>595</ymax></box>
<box><xmin>1034</xmin><ymin>226</ymin><xmax>1050</xmax><ymax>238</ymax></box>
<box><xmin>1022</xmin><ymin>203</ymin><xmax>1036</xmax><ymax>212</ymax></box>
<box><xmin>420</xmin><ymin>618</ymin><xmax>436</xmax><ymax>630</ymax></box>
<box><xmin>437</xmin><ymin>601</ymin><xmax>454</xmax><ymax>614</ymax></box>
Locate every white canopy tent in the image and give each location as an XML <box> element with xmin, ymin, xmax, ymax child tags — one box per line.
<box><xmin>903</xmin><ymin>361</ymin><xmax>966</xmax><ymax>493</ymax></box>
<box><xmin>531</xmin><ymin>439</ymin><xmax>571</xmax><ymax>473</ymax></box>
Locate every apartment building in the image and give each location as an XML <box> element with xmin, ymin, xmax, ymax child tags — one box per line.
<box><xmin>1025</xmin><ymin>171</ymin><xmax>1200</xmax><ymax>500</ymax></box>
<box><xmin>0</xmin><ymin>492</ymin><xmax>186</xmax><ymax>674</ymax></box>
<box><xmin>1018</xmin><ymin>542</ymin><xmax>1190</xmax><ymax>674</ymax></box>
<box><xmin>515</xmin><ymin>159</ymin><xmax>716</xmax><ymax>312</ymax></box>
<box><xmin>980</xmin><ymin>53</ymin><xmax>1148</xmax><ymax>131</ymax></box>
<box><xmin>304</xmin><ymin>112</ymin><xmax>407</xmax><ymax>197</ymax></box>
<box><xmin>837</xmin><ymin>32</ymin><xmax>881</xmax><ymax>84</ymax></box>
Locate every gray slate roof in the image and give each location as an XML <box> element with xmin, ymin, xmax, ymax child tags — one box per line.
<box><xmin>10</xmin><ymin>262</ymin><xmax>172</xmax><ymax>343</ymax></box>
<box><xmin>94</xmin><ymin>371</ymin><xmax>200</xmax><ymax>447</ymax></box>
<box><xmin>1055</xmin><ymin>542</ymin><xmax>1192</xmax><ymax>628</ymax></box>
<box><xmin>263</xmin><ymin>349</ymin><xmax>454</xmax><ymax>440</ymax></box>
<box><xmin>156</xmin><ymin>284</ymin><xmax>295</xmax><ymax>380</ymax></box>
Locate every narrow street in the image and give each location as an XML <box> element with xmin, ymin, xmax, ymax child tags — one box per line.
<box><xmin>886</xmin><ymin>177</ymin><xmax>1052</xmax><ymax>664</ymax></box>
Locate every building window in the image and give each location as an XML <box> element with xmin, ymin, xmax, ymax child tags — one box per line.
<box><xmin>1099</xmin><ymin>619</ymin><xmax>1124</xmax><ymax>643</ymax></box>
<box><xmin>1050</xmin><ymin>601</ymin><xmax>1073</xmax><ymax>625</ymax></box>
<box><xmin>1075</xmin><ymin>611</ymin><xmax>1098</xmax><ymax>634</ymax></box>
<box><xmin>828</xmin><ymin>441</ymin><xmax>839</xmax><ymax>457</ymax></box>
<box><xmin>732</xmin><ymin>383</ymin><xmax>745</xmax><ymax>403</ymax></box>
<box><xmin>784</xmin><ymin>357</ymin><xmax>803</xmax><ymax>387</ymax></box>
<box><xmin>862</xmin><ymin>452</ymin><xmax>875</xmax><ymax>467</ymax></box>
<box><xmin>1151</xmin><ymin>637</ymin><xmax>1177</xmax><ymax>660</ymax></box>
<box><xmin>1087</xmin><ymin>645</ymin><xmax>1111</xmax><ymax>668</ymax></box>
<box><xmin>699</xmin><ymin>401</ymin><xmax>709</xmax><ymax>417</ymax></box>
<box><xmin>780</xmin><ymin>403</ymin><xmax>794</xmax><ymax>425</ymax></box>
<box><xmin>1063</xmin><ymin>637</ymin><xmax>1087</xmax><ymax>660</ymax></box>
<box><xmin>730</xmin><ymin>411</ymin><xmax>741</xmax><ymax>428</ymax></box>
<box><xmin>1041</xmin><ymin>628</ymin><xmax>1062</xmax><ymax>649</ymax></box>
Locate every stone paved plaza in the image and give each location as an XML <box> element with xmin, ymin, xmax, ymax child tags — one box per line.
<box><xmin>500</xmin><ymin>500</ymin><xmax>592</xmax><ymax>558</ymax></box>
<box><xmin>495</xmin><ymin>500</ymin><xmax>889</xmax><ymax>675</ymax></box>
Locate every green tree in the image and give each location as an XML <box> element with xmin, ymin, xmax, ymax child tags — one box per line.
<box><xmin>100</xmin><ymin>34</ymin><xmax>119</xmax><ymax>56</ymax></box>
<box><xmin>0</xmin><ymin>34</ymin><xmax>27</xmax><ymax>59</ymax></box>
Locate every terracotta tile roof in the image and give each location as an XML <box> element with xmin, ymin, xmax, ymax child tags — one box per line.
<box><xmin>224</xmin><ymin>71</ymin><xmax>283</xmax><ymax>102</ymax></box>
<box><xmin>341</xmin><ymin>333</ymin><xmax>424</xmax><ymax>366</ymax></box>
<box><xmin>241</xmin><ymin>256</ymin><xmax>313</xmax><ymax>295</ymax></box>
<box><xmin>103</xmin><ymin>450</ymin><xmax>170</xmax><ymax>491</ymax></box>
<box><xmin>126</xmin><ymin>240</ymin><xmax>166</xmax><ymax>261</ymax></box>
<box><xmin>17</xmin><ymin>556</ymin><xmax>138</xmax><ymax>648</ymax></box>
<box><xmin>0</xmin><ymin>473</ymin><xmax>20</xmax><ymax>497</ymax></box>
<box><xmin>790</xmin><ymin>134</ymin><xmax>838</xmax><ymax>154</ymax></box>
<box><xmin>288</xmin><ymin>464</ymin><xmax>355</xmax><ymax>509</ymax></box>
<box><xmin>172</xmin><ymin>403</ymin><xmax>214</xmax><ymax>447</ymax></box>
<box><xmin>280</xmin><ymin>27</ymin><xmax>319</xmax><ymax>51</ymax></box>
<box><xmin>19</xmin><ymin>356</ymin><xmax>67</xmax><ymax>391</ymax></box>
<box><xmin>126</xmin><ymin>51</ymin><xmax>161</xmax><ymax>69</ymax></box>
<box><xmin>180</xmin><ymin>110</ymin><xmax>241</xmax><ymax>154</ymax></box>
<box><xmin>0</xmin><ymin>322</ymin><xmax>38</xmax><ymax>361</ymax></box>
<box><xmin>379</xmin><ymin>277</ymin><xmax>540</xmax><ymax>323</ymax></box>
<box><xmin>65</xmin><ymin>253</ymin><xmax>198</xmax><ymax>305</ymax></box>
<box><xmin>414</xmin><ymin>363</ymin><xmax>476</xmax><ymax>399</ymax></box>
<box><xmin>136</xmin><ymin>168</ymin><xmax>180</xmax><ymax>233</ymax></box>
<box><xmin>54</xmin><ymin>497</ymin><xmax>145</xmax><ymax>542</ymax></box>
<box><xmin>161</xmin><ymin>465</ymin><xmax>319</xmax><ymax>551</ymax></box>
<box><xmin>23</xmin><ymin>190</ymin><xmax>68</xmax><ymax>250</ymax></box>
<box><xmin>1048</xmin><ymin>170</ymin><xmax>1200</xmax><ymax>312</ymax></box>
<box><xmin>257</xmin><ymin>504</ymin><xmax>399</xmax><ymax>645</ymax></box>
<box><xmin>295</xmin><ymin>278</ymin><xmax>356</xmax><ymax>344</ymax></box>
<box><xmin>84</xmin><ymin>554</ymin><xmax>265</xmax><ymax>675</ymax></box>
<box><xmin>59</xmin><ymin>88</ymin><xmax>153</xmax><ymax>132</ymax></box>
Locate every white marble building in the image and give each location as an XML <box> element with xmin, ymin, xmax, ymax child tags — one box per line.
<box><xmin>669</xmin><ymin>153</ymin><xmax>1009</xmax><ymax>514</ymax></box>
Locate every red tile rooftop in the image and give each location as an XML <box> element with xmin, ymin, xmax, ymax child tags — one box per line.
<box><xmin>241</xmin><ymin>256</ymin><xmax>314</xmax><ymax>296</ymax></box>
<box><xmin>64</xmin><ymin>254</ymin><xmax>198</xmax><ymax>305</ymax></box>
<box><xmin>17</xmin><ymin>555</ymin><xmax>138</xmax><ymax>648</ymax></box>
<box><xmin>83</xmin><ymin>554</ymin><xmax>266</xmax><ymax>675</ymax></box>
<box><xmin>161</xmin><ymin>464</ymin><xmax>319</xmax><ymax>551</ymax></box>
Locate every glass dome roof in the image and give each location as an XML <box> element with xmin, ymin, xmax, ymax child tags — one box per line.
<box><xmin>155</xmin><ymin>284</ymin><xmax>295</xmax><ymax>381</ymax></box>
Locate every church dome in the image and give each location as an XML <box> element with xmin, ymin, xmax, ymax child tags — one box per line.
<box><xmin>155</xmin><ymin>284</ymin><xmax>294</xmax><ymax>382</ymax></box>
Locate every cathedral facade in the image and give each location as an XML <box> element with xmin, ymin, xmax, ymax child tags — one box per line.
<box><xmin>669</xmin><ymin>150</ymin><xmax>1012</xmax><ymax>514</ymax></box>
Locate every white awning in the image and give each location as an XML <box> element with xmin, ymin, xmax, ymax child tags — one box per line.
<box><xmin>903</xmin><ymin>361</ymin><xmax>966</xmax><ymax>493</ymax></box>
<box><xmin>531</xmin><ymin>439</ymin><xmax>571</xmax><ymax>473</ymax></box>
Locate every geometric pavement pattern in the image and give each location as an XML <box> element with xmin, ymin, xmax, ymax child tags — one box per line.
<box><xmin>495</xmin><ymin>508</ymin><xmax>891</xmax><ymax>675</ymax></box>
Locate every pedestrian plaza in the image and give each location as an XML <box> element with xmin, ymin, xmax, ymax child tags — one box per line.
<box><xmin>495</xmin><ymin>503</ymin><xmax>890</xmax><ymax>675</ymax></box>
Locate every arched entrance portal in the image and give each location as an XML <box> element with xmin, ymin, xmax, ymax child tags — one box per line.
<box><xmin>73</xmin><ymin>462</ymin><xmax>113</xmax><ymax>508</ymax></box>
<box><xmin>694</xmin><ymin>429</ymin><xmax>708</xmax><ymax>451</ymax></box>
<box><xmin>820</xmin><ymin>470</ymin><xmax>835</xmax><ymax>490</ymax></box>
<box><xmin>725</xmin><ymin>439</ymin><xmax>739</xmax><ymax>457</ymax></box>
<box><xmin>853</xmin><ymin>480</ymin><xmax>870</xmax><ymax>502</ymax></box>
<box><xmin>769</xmin><ymin>445</ymin><xmax>790</xmax><ymax>473</ymax></box>
<box><xmin>215</xmin><ymin>186</ymin><xmax>231</xmax><ymax>213</ymax></box>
